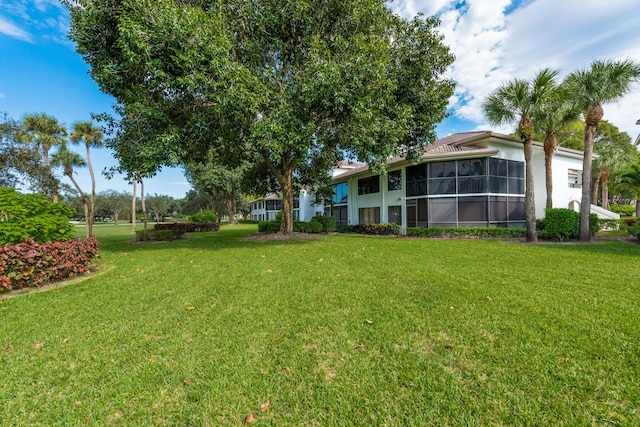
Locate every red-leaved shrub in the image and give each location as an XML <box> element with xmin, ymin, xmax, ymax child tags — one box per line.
<box><xmin>0</xmin><ymin>237</ymin><xmax>100</xmax><ymax>291</ymax></box>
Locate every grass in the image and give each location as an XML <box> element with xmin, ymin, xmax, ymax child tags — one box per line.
<box><xmin>1</xmin><ymin>224</ymin><xmax>640</xmax><ymax>426</ymax></box>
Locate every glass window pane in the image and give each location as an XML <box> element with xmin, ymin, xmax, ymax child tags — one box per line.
<box><xmin>458</xmin><ymin>196</ymin><xmax>488</xmax><ymax>222</ymax></box>
<box><xmin>458</xmin><ymin>176</ymin><xmax>486</xmax><ymax>194</ymax></box>
<box><xmin>333</xmin><ymin>182</ymin><xmax>348</xmax><ymax>204</ymax></box>
<box><xmin>429</xmin><ymin>161</ymin><xmax>456</xmax><ymax>178</ymax></box>
<box><xmin>490</xmin><ymin>196</ymin><xmax>508</xmax><ymax>222</ymax></box>
<box><xmin>508</xmin><ymin>161</ymin><xmax>524</xmax><ymax>178</ymax></box>
<box><xmin>406</xmin><ymin>199</ymin><xmax>417</xmax><ymax>227</ymax></box>
<box><xmin>508</xmin><ymin>197</ymin><xmax>525</xmax><ymax>221</ymax></box>
<box><xmin>489</xmin><ymin>158</ymin><xmax>508</xmax><ymax>177</ymax></box>
<box><xmin>489</xmin><ymin>177</ymin><xmax>508</xmax><ymax>193</ymax></box>
<box><xmin>429</xmin><ymin>198</ymin><xmax>457</xmax><ymax>224</ymax></box>
<box><xmin>429</xmin><ymin>178</ymin><xmax>456</xmax><ymax>195</ymax></box>
<box><xmin>418</xmin><ymin>198</ymin><xmax>428</xmax><ymax>228</ymax></box>
<box><xmin>458</xmin><ymin>158</ymin><xmax>485</xmax><ymax>177</ymax></box>
<box><xmin>406</xmin><ymin>164</ymin><xmax>426</xmax><ymax>181</ymax></box>
<box><xmin>406</xmin><ymin>180</ymin><xmax>427</xmax><ymax>197</ymax></box>
<box><xmin>508</xmin><ymin>178</ymin><xmax>524</xmax><ymax>194</ymax></box>
<box><xmin>388</xmin><ymin>205</ymin><xmax>402</xmax><ymax>225</ymax></box>
<box><xmin>387</xmin><ymin>170</ymin><xmax>402</xmax><ymax>191</ymax></box>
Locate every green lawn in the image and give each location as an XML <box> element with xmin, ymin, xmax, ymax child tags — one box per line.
<box><xmin>1</xmin><ymin>225</ymin><xmax>639</xmax><ymax>426</ymax></box>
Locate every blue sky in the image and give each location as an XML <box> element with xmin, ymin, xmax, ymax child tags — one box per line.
<box><xmin>1</xmin><ymin>0</ymin><xmax>639</xmax><ymax>199</ymax></box>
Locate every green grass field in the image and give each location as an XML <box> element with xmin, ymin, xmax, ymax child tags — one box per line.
<box><xmin>1</xmin><ymin>224</ymin><xmax>639</xmax><ymax>426</ymax></box>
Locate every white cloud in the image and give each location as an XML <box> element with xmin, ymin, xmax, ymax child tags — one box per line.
<box><xmin>0</xmin><ymin>15</ymin><xmax>33</xmax><ymax>42</ymax></box>
<box><xmin>0</xmin><ymin>93</ymin><xmax>5</xmax><ymax>98</ymax></box>
<box><xmin>393</xmin><ymin>0</ymin><xmax>640</xmax><ymax>137</ymax></box>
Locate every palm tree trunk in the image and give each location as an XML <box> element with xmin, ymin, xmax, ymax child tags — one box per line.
<box><xmin>543</xmin><ymin>134</ymin><xmax>556</xmax><ymax>209</ymax></box>
<box><xmin>579</xmin><ymin>124</ymin><xmax>597</xmax><ymax>241</ymax></box>
<box><xmin>592</xmin><ymin>173</ymin><xmax>600</xmax><ymax>206</ymax></box>
<box><xmin>86</xmin><ymin>144</ymin><xmax>95</xmax><ymax>237</ymax></box>
<box><xmin>131</xmin><ymin>180</ymin><xmax>137</xmax><ymax>234</ymax></box>
<box><xmin>67</xmin><ymin>173</ymin><xmax>90</xmax><ymax>238</ymax></box>
<box><xmin>524</xmin><ymin>137</ymin><xmax>537</xmax><ymax>242</ymax></box>
<box><xmin>601</xmin><ymin>173</ymin><xmax>610</xmax><ymax>210</ymax></box>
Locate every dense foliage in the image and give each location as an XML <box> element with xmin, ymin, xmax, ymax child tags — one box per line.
<box><xmin>628</xmin><ymin>223</ymin><xmax>640</xmax><ymax>240</ymax></box>
<box><xmin>0</xmin><ymin>236</ymin><xmax>100</xmax><ymax>291</ymax></box>
<box><xmin>0</xmin><ymin>187</ymin><xmax>74</xmax><ymax>245</ymax></box>
<box><xmin>66</xmin><ymin>0</ymin><xmax>455</xmax><ymax>233</ymax></box>
<box><xmin>405</xmin><ymin>226</ymin><xmax>525</xmax><ymax>238</ymax></box>
<box><xmin>189</xmin><ymin>210</ymin><xmax>218</xmax><ymax>223</ymax></box>
<box><xmin>541</xmin><ymin>208</ymin><xmax>580</xmax><ymax>241</ymax></box>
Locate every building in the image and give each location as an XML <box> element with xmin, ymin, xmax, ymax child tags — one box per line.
<box><xmin>249</xmin><ymin>190</ymin><xmax>325</xmax><ymax>222</ymax></box>
<box><xmin>330</xmin><ymin>131</ymin><xmax>617</xmax><ymax>231</ymax></box>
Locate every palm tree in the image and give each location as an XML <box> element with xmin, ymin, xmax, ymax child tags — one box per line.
<box><xmin>21</xmin><ymin>113</ymin><xmax>67</xmax><ymax>201</ymax></box>
<box><xmin>483</xmin><ymin>68</ymin><xmax>559</xmax><ymax>242</ymax></box>
<box><xmin>51</xmin><ymin>146</ymin><xmax>90</xmax><ymax>238</ymax></box>
<box><xmin>70</xmin><ymin>122</ymin><xmax>104</xmax><ymax>237</ymax></box>
<box><xmin>534</xmin><ymin>83</ymin><xmax>580</xmax><ymax>209</ymax></box>
<box><xmin>592</xmin><ymin>145</ymin><xmax>630</xmax><ymax>210</ymax></box>
<box><xmin>617</xmin><ymin>162</ymin><xmax>640</xmax><ymax>217</ymax></box>
<box><xmin>566</xmin><ymin>59</ymin><xmax>640</xmax><ymax>241</ymax></box>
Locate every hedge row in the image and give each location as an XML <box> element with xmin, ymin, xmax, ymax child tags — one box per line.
<box><xmin>405</xmin><ymin>226</ymin><xmax>526</xmax><ymax>238</ymax></box>
<box><xmin>258</xmin><ymin>216</ymin><xmax>336</xmax><ymax>234</ymax></box>
<box><xmin>1</xmin><ymin>237</ymin><xmax>100</xmax><ymax>292</ymax></box>
<box><xmin>628</xmin><ymin>223</ymin><xmax>640</xmax><ymax>241</ymax></box>
<box><xmin>154</xmin><ymin>222</ymin><xmax>220</xmax><ymax>233</ymax></box>
<box><xmin>537</xmin><ymin>209</ymin><xmax>599</xmax><ymax>240</ymax></box>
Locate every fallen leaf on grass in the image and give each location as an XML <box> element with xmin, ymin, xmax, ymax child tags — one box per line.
<box><xmin>259</xmin><ymin>401</ymin><xmax>271</xmax><ymax>412</ymax></box>
<box><xmin>4</xmin><ymin>343</ymin><xmax>12</xmax><ymax>351</ymax></box>
<box><xmin>266</xmin><ymin>269</ymin><xmax>273</xmax><ymax>273</ymax></box>
<box><xmin>364</xmin><ymin>319</ymin><xmax>373</xmax><ymax>324</ymax></box>
<box><xmin>186</xmin><ymin>306</ymin><xmax>195</xmax><ymax>311</ymax></box>
<box><xmin>62</xmin><ymin>338</ymin><xmax>70</xmax><ymax>344</ymax></box>
<box><xmin>354</xmin><ymin>344</ymin><xmax>365</xmax><ymax>350</ymax></box>
<box><xmin>75</xmin><ymin>401</ymin><xmax>82</xmax><ymax>405</ymax></box>
<box><xmin>34</xmin><ymin>343</ymin><xmax>44</xmax><ymax>349</ymax></box>
<box><xmin>182</xmin><ymin>379</ymin><xmax>192</xmax><ymax>385</ymax></box>
<box><xmin>444</xmin><ymin>344</ymin><xmax>453</xmax><ymax>350</ymax></box>
<box><xmin>244</xmin><ymin>414</ymin><xmax>257</xmax><ymax>425</ymax></box>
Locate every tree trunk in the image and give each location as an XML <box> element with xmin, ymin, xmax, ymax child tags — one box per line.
<box><xmin>66</xmin><ymin>172</ymin><xmax>89</xmax><ymax>238</ymax></box>
<box><xmin>579</xmin><ymin>124</ymin><xmax>597</xmax><ymax>241</ymax></box>
<box><xmin>543</xmin><ymin>134</ymin><xmax>556</xmax><ymax>209</ymax></box>
<box><xmin>226</xmin><ymin>195</ymin><xmax>236</xmax><ymax>225</ymax></box>
<box><xmin>131</xmin><ymin>180</ymin><xmax>137</xmax><ymax>234</ymax></box>
<box><xmin>86</xmin><ymin>144</ymin><xmax>95</xmax><ymax>237</ymax></box>
<box><xmin>524</xmin><ymin>137</ymin><xmax>537</xmax><ymax>242</ymax></box>
<box><xmin>636</xmin><ymin>199</ymin><xmax>640</xmax><ymax>217</ymax></box>
<box><xmin>280</xmin><ymin>172</ymin><xmax>294</xmax><ymax>234</ymax></box>
<box><xmin>601</xmin><ymin>172</ymin><xmax>610</xmax><ymax>210</ymax></box>
<box><xmin>114</xmin><ymin>210</ymin><xmax>120</xmax><ymax>226</ymax></box>
<box><xmin>140</xmin><ymin>178</ymin><xmax>148</xmax><ymax>230</ymax></box>
<box><xmin>592</xmin><ymin>173</ymin><xmax>600</xmax><ymax>206</ymax></box>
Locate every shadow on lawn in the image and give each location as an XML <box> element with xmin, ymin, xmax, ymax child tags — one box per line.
<box><xmin>94</xmin><ymin>226</ymin><xmax>327</xmax><ymax>254</ymax></box>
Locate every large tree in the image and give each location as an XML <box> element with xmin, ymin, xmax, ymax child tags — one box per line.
<box><xmin>66</xmin><ymin>0</ymin><xmax>455</xmax><ymax>234</ymax></box>
<box><xmin>566</xmin><ymin>59</ymin><xmax>640</xmax><ymax>241</ymax></box>
<box><xmin>70</xmin><ymin>121</ymin><xmax>104</xmax><ymax>236</ymax></box>
<box><xmin>483</xmin><ymin>68</ymin><xmax>560</xmax><ymax>242</ymax></box>
<box><xmin>617</xmin><ymin>162</ymin><xmax>640</xmax><ymax>217</ymax></box>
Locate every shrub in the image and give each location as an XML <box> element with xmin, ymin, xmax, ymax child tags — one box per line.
<box><xmin>136</xmin><ymin>228</ymin><xmax>185</xmax><ymax>241</ymax></box>
<box><xmin>621</xmin><ymin>217</ymin><xmax>638</xmax><ymax>230</ymax></box>
<box><xmin>0</xmin><ymin>187</ymin><xmax>74</xmax><ymax>245</ymax></box>
<box><xmin>610</xmin><ymin>203</ymin><xmax>636</xmax><ymax>216</ymax></box>
<box><xmin>352</xmin><ymin>223</ymin><xmax>400</xmax><ymax>235</ymax></box>
<box><xmin>275</xmin><ymin>210</ymin><xmax>283</xmax><ymax>222</ymax></box>
<box><xmin>542</xmin><ymin>208</ymin><xmax>579</xmax><ymax>241</ymax></box>
<box><xmin>1</xmin><ymin>237</ymin><xmax>100</xmax><ymax>292</ymax></box>
<box><xmin>628</xmin><ymin>223</ymin><xmax>640</xmax><ymax>240</ymax></box>
<box><xmin>589</xmin><ymin>213</ymin><xmax>599</xmax><ymax>237</ymax></box>
<box><xmin>406</xmin><ymin>226</ymin><xmax>525</xmax><ymax>238</ymax></box>
<box><xmin>336</xmin><ymin>224</ymin><xmax>355</xmax><ymax>233</ymax></box>
<box><xmin>189</xmin><ymin>210</ymin><xmax>217</xmax><ymax>223</ymax></box>
<box><xmin>258</xmin><ymin>221</ymin><xmax>281</xmax><ymax>233</ymax></box>
<box><xmin>312</xmin><ymin>216</ymin><xmax>337</xmax><ymax>233</ymax></box>
<box><xmin>598</xmin><ymin>218</ymin><xmax>619</xmax><ymax>231</ymax></box>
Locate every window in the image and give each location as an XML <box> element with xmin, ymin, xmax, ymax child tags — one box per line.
<box><xmin>387</xmin><ymin>170</ymin><xmax>402</xmax><ymax>191</ymax></box>
<box><xmin>458</xmin><ymin>196</ymin><xmax>488</xmax><ymax>223</ymax></box>
<box><xmin>428</xmin><ymin>161</ymin><xmax>457</xmax><ymax>195</ymax></box>
<box><xmin>333</xmin><ymin>205</ymin><xmax>348</xmax><ymax>225</ymax></box>
<box><xmin>568</xmin><ymin>169</ymin><xmax>582</xmax><ymax>188</ymax></box>
<box><xmin>266</xmin><ymin>200</ymin><xmax>283</xmax><ymax>211</ymax></box>
<box><xmin>429</xmin><ymin>197</ymin><xmax>457</xmax><ymax>227</ymax></box>
<box><xmin>429</xmin><ymin>161</ymin><xmax>456</xmax><ymax>178</ymax></box>
<box><xmin>388</xmin><ymin>205</ymin><xmax>402</xmax><ymax>225</ymax></box>
<box><xmin>359</xmin><ymin>207</ymin><xmax>380</xmax><ymax>225</ymax></box>
<box><xmin>406</xmin><ymin>199</ymin><xmax>427</xmax><ymax>228</ymax></box>
<box><xmin>333</xmin><ymin>182</ymin><xmax>348</xmax><ymax>204</ymax></box>
<box><xmin>358</xmin><ymin>176</ymin><xmax>380</xmax><ymax>195</ymax></box>
<box><xmin>406</xmin><ymin>164</ymin><xmax>428</xmax><ymax>196</ymax></box>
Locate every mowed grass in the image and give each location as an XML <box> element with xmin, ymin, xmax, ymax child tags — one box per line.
<box><xmin>1</xmin><ymin>224</ymin><xmax>639</xmax><ymax>426</ymax></box>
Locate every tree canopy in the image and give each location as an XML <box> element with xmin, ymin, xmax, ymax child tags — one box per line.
<box><xmin>66</xmin><ymin>0</ymin><xmax>455</xmax><ymax>233</ymax></box>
